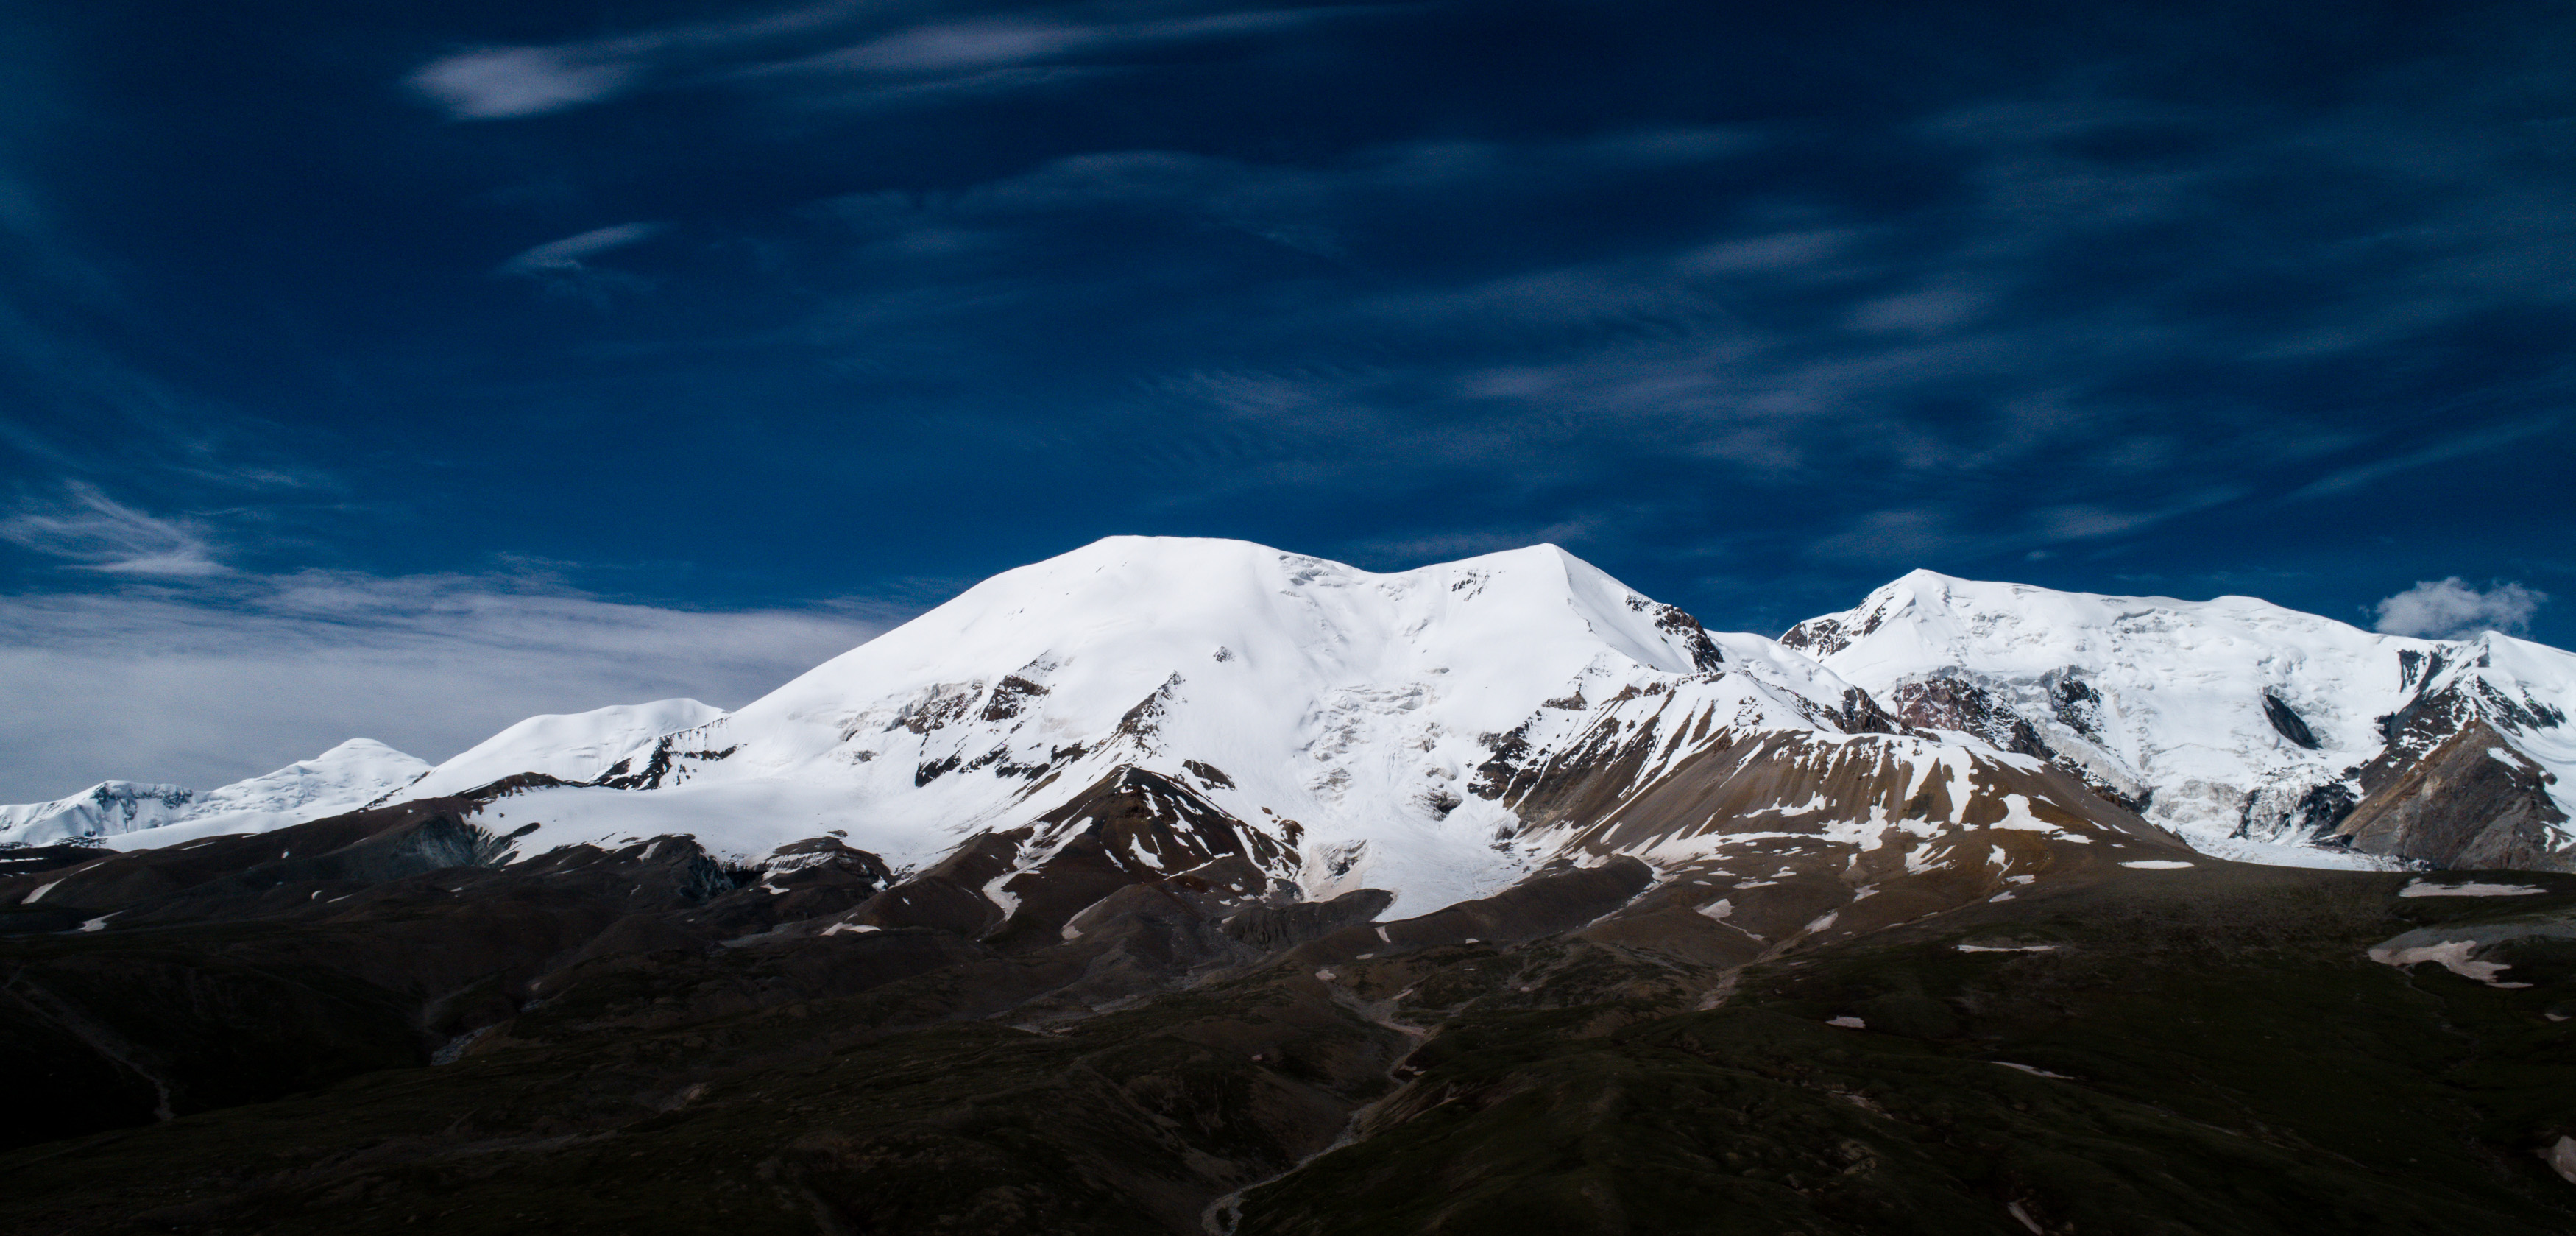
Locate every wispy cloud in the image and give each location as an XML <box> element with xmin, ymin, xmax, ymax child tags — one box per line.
<box><xmin>408</xmin><ymin>46</ymin><xmax>651</xmax><ymax>120</ymax></box>
<box><xmin>1804</xmin><ymin>489</ymin><xmax>2248</xmax><ymax>566</ymax></box>
<box><xmin>384</xmin><ymin>11</ymin><xmax>2576</xmax><ymax>627</ymax></box>
<box><xmin>406</xmin><ymin>2</ymin><xmax>1376</xmax><ymax>121</ymax></box>
<box><xmin>499</xmin><ymin>221</ymin><xmax>668</xmax><ymax>272</ymax></box>
<box><xmin>405</xmin><ymin>0</ymin><xmax>880</xmax><ymax>119</ymax></box>
<box><xmin>0</xmin><ymin>482</ymin><xmax>224</xmax><ymax>576</ymax></box>
<box><xmin>2373</xmin><ymin>577</ymin><xmax>2547</xmax><ymax>640</ymax></box>
<box><xmin>496</xmin><ymin>222</ymin><xmax>670</xmax><ymax>300</ymax></box>
<box><xmin>2288</xmin><ymin>415</ymin><xmax>2560</xmax><ymax>500</ymax></box>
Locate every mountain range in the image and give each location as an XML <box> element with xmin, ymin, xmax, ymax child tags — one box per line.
<box><xmin>13</xmin><ymin>538</ymin><xmax>2569</xmax><ymax>886</ymax></box>
<box><xmin>4</xmin><ymin>538</ymin><xmax>2574</xmax><ymax>1235</ymax></box>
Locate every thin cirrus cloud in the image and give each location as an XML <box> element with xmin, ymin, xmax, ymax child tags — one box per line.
<box><xmin>680</xmin><ymin>78</ymin><xmax>2576</xmax><ymax>607</ymax></box>
<box><xmin>406</xmin><ymin>46</ymin><xmax>649</xmax><ymax>120</ymax></box>
<box><xmin>495</xmin><ymin>221</ymin><xmax>670</xmax><ymax>299</ymax></box>
<box><xmin>497</xmin><ymin>221</ymin><xmax>668</xmax><ymax>274</ymax></box>
<box><xmin>406</xmin><ymin>2</ymin><xmax>1362</xmax><ymax>121</ymax></box>
<box><xmin>406</xmin><ymin>0</ymin><xmax>882</xmax><ymax>119</ymax></box>
<box><xmin>0</xmin><ymin>481</ymin><xmax>225</xmax><ymax>576</ymax></box>
<box><xmin>2288</xmin><ymin>414</ymin><xmax>2561</xmax><ymax>501</ymax></box>
<box><xmin>1802</xmin><ymin>489</ymin><xmax>2249</xmax><ymax>567</ymax></box>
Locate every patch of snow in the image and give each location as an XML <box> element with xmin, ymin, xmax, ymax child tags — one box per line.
<box><xmin>2368</xmin><ymin>939</ymin><xmax>2529</xmax><ymax>986</ymax></box>
<box><xmin>980</xmin><ymin>871</ymin><xmax>1022</xmax><ymax>920</ymax></box>
<box><xmin>1826</xmin><ymin>1015</ymin><xmax>1866</xmax><ymax>1029</ymax></box>
<box><xmin>2546</xmin><ymin>1137</ymin><xmax>2576</xmax><ymax>1185</ymax></box>
<box><xmin>1990</xmin><ymin>1062</ymin><xmax>2074</xmax><ymax>1079</ymax></box>
<box><xmin>2399</xmin><ymin>879</ymin><xmax>2548</xmax><ymax>897</ymax></box>
<box><xmin>2118</xmin><ymin>860</ymin><xmax>2195</xmax><ymax>870</ymax></box>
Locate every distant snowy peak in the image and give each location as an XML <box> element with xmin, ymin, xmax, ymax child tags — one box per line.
<box><xmin>0</xmin><ymin>738</ymin><xmax>432</xmax><ymax>848</ymax></box>
<box><xmin>0</xmin><ymin>781</ymin><xmax>198</xmax><ymax>847</ymax></box>
<box><xmin>398</xmin><ymin>699</ymin><xmax>725</xmax><ymax>801</ymax></box>
<box><xmin>200</xmin><ymin>738</ymin><xmax>432</xmax><ymax>816</ymax></box>
<box><xmin>1786</xmin><ymin>569</ymin><xmax>2576</xmax><ymax>868</ymax></box>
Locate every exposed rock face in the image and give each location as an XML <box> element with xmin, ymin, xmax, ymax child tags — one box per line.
<box><xmin>852</xmin><ymin>764</ymin><xmax>1288</xmax><ymax>947</ymax></box>
<box><xmin>2334</xmin><ymin>721</ymin><xmax>2575</xmax><ymax>871</ymax></box>
<box><xmin>2262</xmin><ymin>693</ymin><xmax>2321</xmax><ymax>749</ymax></box>
<box><xmin>1222</xmin><ymin>887</ymin><xmax>1393</xmax><ymax>950</ymax></box>
<box><xmin>2354</xmin><ymin>660</ymin><xmax>2570</xmax><ymax>794</ymax></box>
<box><xmin>0</xmin><ymin>782</ymin><xmax>194</xmax><ymax>844</ymax></box>
<box><xmin>1778</xmin><ymin>607</ymin><xmax>1881</xmax><ymax>658</ymax></box>
<box><xmin>1884</xmin><ymin>672</ymin><xmax>2053</xmax><ymax>759</ymax></box>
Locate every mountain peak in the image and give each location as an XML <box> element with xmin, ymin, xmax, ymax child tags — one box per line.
<box><xmin>1786</xmin><ymin>569</ymin><xmax>2576</xmax><ymax>866</ymax></box>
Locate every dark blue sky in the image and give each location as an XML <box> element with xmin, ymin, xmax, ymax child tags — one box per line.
<box><xmin>3</xmin><ymin>0</ymin><xmax>2575</xmax><ymax>794</ymax></box>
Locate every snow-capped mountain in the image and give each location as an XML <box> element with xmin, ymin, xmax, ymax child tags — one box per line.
<box><xmin>397</xmin><ymin>698</ymin><xmax>723</xmax><ymax>801</ymax></box>
<box><xmin>1785</xmin><ymin>569</ymin><xmax>2576</xmax><ymax>869</ymax></box>
<box><xmin>10</xmin><ymin>537</ymin><xmax>2183</xmax><ymax>965</ymax></box>
<box><xmin>0</xmin><ymin>781</ymin><xmax>197</xmax><ymax>847</ymax></box>
<box><xmin>28</xmin><ymin>537</ymin><xmax>2573</xmax><ymax>956</ymax></box>
<box><xmin>383</xmin><ymin>537</ymin><xmax>1933</xmax><ymax>914</ymax></box>
<box><xmin>0</xmin><ymin>738</ymin><xmax>431</xmax><ymax>847</ymax></box>
<box><xmin>553</xmin><ymin>538</ymin><xmax>2163</xmax><ymax>935</ymax></box>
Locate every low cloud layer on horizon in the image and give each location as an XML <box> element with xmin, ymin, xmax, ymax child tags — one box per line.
<box><xmin>0</xmin><ymin>568</ymin><xmax>888</xmax><ymax>802</ymax></box>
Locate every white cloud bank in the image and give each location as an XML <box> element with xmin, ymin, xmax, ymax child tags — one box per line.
<box><xmin>0</xmin><ymin>574</ymin><xmax>890</xmax><ymax>804</ymax></box>
<box><xmin>2372</xmin><ymin>577</ymin><xmax>2547</xmax><ymax>640</ymax></box>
